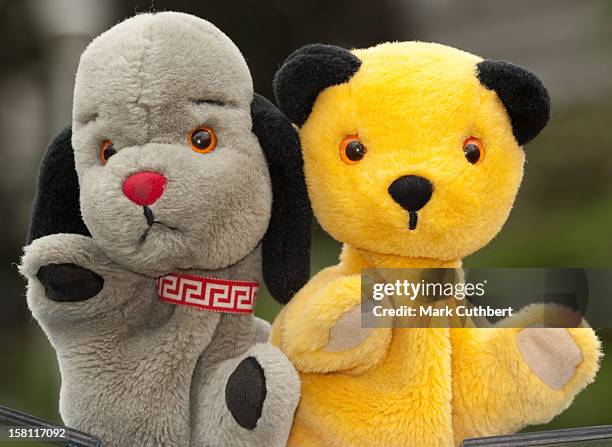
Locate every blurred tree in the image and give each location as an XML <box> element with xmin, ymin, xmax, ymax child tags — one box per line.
<box><xmin>0</xmin><ymin>0</ymin><xmax>44</xmax><ymax>328</ymax></box>
<box><xmin>0</xmin><ymin>1</ymin><xmax>43</xmax><ymax>72</ymax></box>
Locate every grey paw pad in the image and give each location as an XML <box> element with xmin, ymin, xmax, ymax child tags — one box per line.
<box><xmin>36</xmin><ymin>263</ymin><xmax>104</xmax><ymax>302</ymax></box>
<box><xmin>225</xmin><ymin>356</ymin><xmax>267</xmax><ymax>430</ymax></box>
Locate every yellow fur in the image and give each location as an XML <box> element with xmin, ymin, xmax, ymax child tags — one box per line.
<box><xmin>271</xmin><ymin>42</ymin><xmax>600</xmax><ymax>446</ymax></box>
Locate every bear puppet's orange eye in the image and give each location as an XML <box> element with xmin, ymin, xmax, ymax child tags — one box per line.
<box><xmin>463</xmin><ymin>137</ymin><xmax>484</xmax><ymax>165</ymax></box>
<box><xmin>339</xmin><ymin>135</ymin><xmax>367</xmax><ymax>165</ymax></box>
<box><xmin>189</xmin><ymin>126</ymin><xmax>217</xmax><ymax>154</ymax></box>
<box><xmin>100</xmin><ymin>140</ymin><xmax>116</xmax><ymax>165</ymax></box>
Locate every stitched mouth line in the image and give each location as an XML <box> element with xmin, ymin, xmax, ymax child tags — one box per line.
<box><xmin>139</xmin><ymin>222</ymin><xmax>179</xmax><ymax>244</ymax></box>
<box><xmin>140</xmin><ymin>206</ymin><xmax>179</xmax><ymax>244</ymax></box>
<box><xmin>408</xmin><ymin>211</ymin><xmax>419</xmax><ymax>230</ymax></box>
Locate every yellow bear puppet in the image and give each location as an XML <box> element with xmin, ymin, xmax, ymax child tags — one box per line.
<box><xmin>270</xmin><ymin>42</ymin><xmax>601</xmax><ymax>447</ymax></box>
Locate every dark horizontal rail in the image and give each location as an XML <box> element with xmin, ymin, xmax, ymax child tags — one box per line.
<box><xmin>0</xmin><ymin>404</ymin><xmax>102</xmax><ymax>447</ymax></box>
<box><xmin>463</xmin><ymin>425</ymin><xmax>612</xmax><ymax>446</ymax></box>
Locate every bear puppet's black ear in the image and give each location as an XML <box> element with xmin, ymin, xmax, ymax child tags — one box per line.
<box><xmin>273</xmin><ymin>44</ymin><xmax>362</xmax><ymax>127</ymax></box>
<box><xmin>251</xmin><ymin>94</ymin><xmax>312</xmax><ymax>304</ymax></box>
<box><xmin>477</xmin><ymin>60</ymin><xmax>551</xmax><ymax>146</ymax></box>
<box><xmin>26</xmin><ymin>126</ymin><xmax>90</xmax><ymax>244</ymax></box>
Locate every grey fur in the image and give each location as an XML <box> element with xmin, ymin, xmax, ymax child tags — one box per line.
<box><xmin>19</xmin><ymin>12</ymin><xmax>298</xmax><ymax>447</ymax></box>
<box><xmin>193</xmin><ymin>344</ymin><xmax>299</xmax><ymax>447</ymax></box>
<box><xmin>72</xmin><ymin>12</ymin><xmax>269</xmax><ymax>276</ymax></box>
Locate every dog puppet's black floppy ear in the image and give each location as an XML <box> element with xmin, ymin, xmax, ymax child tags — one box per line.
<box><xmin>477</xmin><ymin>60</ymin><xmax>550</xmax><ymax>146</ymax></box>
<box><xmin>273</xmin><ymin>44</ymin><xmax>361</xmax><ymax>127</ymax></box>
<box><xmin>251</xmin><ymin>93</ymin><xmax>312</xmax><ymax>304</ymax></box>
<box><xmin>26</xmin><ymin>126</ymin><xmax>90</xmax><ymax>244</ymax></box>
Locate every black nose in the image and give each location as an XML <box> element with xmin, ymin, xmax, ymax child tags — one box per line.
<box><xmin>388</xmin><ymin>175</ymin><xmax>434</xmax><ymax>212</ymax></box>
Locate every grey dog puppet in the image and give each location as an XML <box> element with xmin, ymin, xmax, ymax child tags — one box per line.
<box><xmin>19</xmin><ymin>12</ymin><xmax>311</xmax><ymax>447</ymax></box>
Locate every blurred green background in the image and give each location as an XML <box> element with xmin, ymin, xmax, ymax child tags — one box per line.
<box><xmin>0</xmin><ymin>0</ymin><xmax>610</xmax><ymax>441</ymax></box>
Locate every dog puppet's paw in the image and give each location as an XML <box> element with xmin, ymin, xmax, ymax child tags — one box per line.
<box><xmin>517</xmin><ymin>325</ymin><xmax>583</xmax><ymax>389</ymax></box>
<box><xmin>36</xmin><ymin>263</ymin><xmax>104</xmax><ymax>303</ymax></box>
<box><xmin>193</xmin><ymin>343</ymin><xmax>299</xmax><ymax>447</ymax></box>
<box><xmin>20</xmin><ymin>233</ymin><xmax>142</xmax><ymax>324</ymax></box>
<box><xmin>225</xmin><ymin>356</ymin><xmax>267</xmax><ymax>429</ymax></box>
<box><xmin>20</xmin><ymin>234</ymin><xmax>107</xmax><ymax>314</ymax></box>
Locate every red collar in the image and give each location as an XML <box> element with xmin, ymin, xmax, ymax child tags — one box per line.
<box><xmin>156</xmin><ymin>273</ymin><xmax>258</xmax><ymax>315</ymax></box>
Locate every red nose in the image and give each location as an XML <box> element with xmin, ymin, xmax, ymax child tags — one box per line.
<box><xmin>122</xmin><ymin>171</ymin><xmax>166</xmax><ymax>206</ymax></box>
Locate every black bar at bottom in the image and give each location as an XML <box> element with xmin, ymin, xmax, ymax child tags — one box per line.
<box><xmin>462</xmin><ymin>425</ymin><xmax>612</xmax><ymax>446</ymax></box>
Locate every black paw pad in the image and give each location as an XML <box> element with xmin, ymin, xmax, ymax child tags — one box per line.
<box><xmin>225</xmin><ymin>356</ymin><xmax>267</xmax><ymax>430</ymax></box>
<box><xmin>36</xmin><ymin>263</ymin><xmax>104</xmax><ymax>302</ymax></box>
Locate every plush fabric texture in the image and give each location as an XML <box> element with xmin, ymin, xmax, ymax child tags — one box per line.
<box><xmin>20</xmin><ymin>12</ymin><xmax>301</xmax><ymax>447</ymax></box>
<box><xmin>22</xmin><ymin>233</ymin><xmax>207</xmax><ymax>446</ymax></box>
<box><xmin>271</xmin><ymin>41</ymin><xmax>600</xmax><ymax>446</ymax></box>
<box><xmin>26</xmin><ymin>127</ymin><xmax>90</xmax><ymax>243</ymax></box>
<box><xmin>477</xmin><ymin>60</ymin><xmax>551</xmax><ymax>146</ymax></box>
<box><xmin>273</xmin><ymin>44</ymin><xmax>362</xmax><ymax>126</ymax></box>
<box><xmin>192</xmin><ymin>342</ymin><xmax>299</xmax><ymax>447</ymax></box>
<box><xmin>252</xmin><ymin>93</ymin><xmax>312</xmax><ymax>303</ymax></box>
<box><xmin>517</xmin><ymin>325</ymin><xmax>584</xmax><ymax>390</ymax></box>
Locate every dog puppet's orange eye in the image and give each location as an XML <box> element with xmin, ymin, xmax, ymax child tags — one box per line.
<box><xmin>463</xmin><ymin>137</ymin><xmax>484</xmax><ymax>165</ymax></box>
<box><xmin>339</xmin><ymin>135</ymin><xmax>367</xmax><ymax>165</ymax></box>
<box><xmin>189</xmin><ymin>126</ymin><xmax>217</xmax><ymax>154</ymax></box>
<box><xmin>100</xmin><ymin>140</ymin><xmax>116</xmax><ymax>165</ymax></box>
